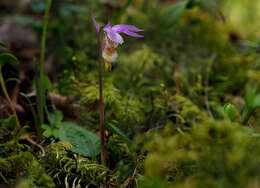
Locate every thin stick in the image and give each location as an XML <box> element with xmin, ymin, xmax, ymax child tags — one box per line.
<box><xmin>0</xmin><ymin>66</ymin><xmax>21</xmax><ymax>130</ymax></box>
<box><xmin>97</xmin><ymin>28</ymin><xmax>106</xmax><ymax>166</ymax></box>
<box><xmin>0</xmin><ymin>171</ymin><xmax>9</xmax><ymax>185</ymax></box>
<box><xmin>25</xmin><ymin>136</ymin><xmax>46</xmax><ymax>157</ymax></box>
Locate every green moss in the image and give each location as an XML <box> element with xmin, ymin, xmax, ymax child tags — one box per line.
<box><xmin>144</xmin><ymin>120</ymin><xmax>260</xmax><ymax>187</ymax></box>
<box><xmin>42</xmin><ymin>141</ymin><xmax>111</xmax><ymax>187</ymax></box>
<box><xmin>0</xmin><ymin>157</ymin><xmax>12</xmax><ymax>174</ymax></box>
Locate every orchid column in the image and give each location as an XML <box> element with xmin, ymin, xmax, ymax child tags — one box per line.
<box><xmin>91</xmin><ymin>13</ymin><xmax>143</xmax><ymax>166</ymax></box>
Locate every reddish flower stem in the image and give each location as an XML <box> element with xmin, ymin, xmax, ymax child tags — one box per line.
<box><xmin>97</xmin><ymin>28</ymin><xmax>106</xmax><ymax>166</ymax></box>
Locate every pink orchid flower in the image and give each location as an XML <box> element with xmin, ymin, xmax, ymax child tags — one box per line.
<box><xmin>91</xmin><ymin>13</ymin><xmax>143</xmax><ymax>70</ymax></box>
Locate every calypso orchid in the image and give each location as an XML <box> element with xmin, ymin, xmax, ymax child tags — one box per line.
<box><xmin>91</xmin><ymin>13</ymin><xmax>143</xmax><ymax>166</ymax></box>
<box><xmin>91</xmin><ymin>13</ymin><xmax>144</xmax><ymax>70</ymax></box>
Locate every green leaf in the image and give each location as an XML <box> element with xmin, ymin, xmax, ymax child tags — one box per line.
<box><xmin>1</xmin><ymin>115</ymin><xmax>18</xmax><ymax>133</ymax></box>
<box><xmin>17</xmin><ymin>125</ymin><xmax>29</xmax><ymax>138</ymax></box>
<box><xmin>41</xmin><ymin>74</ymin><xmax>51</xmax><ymax>92</ymax></box>
<box><xmin>6</xmin><ymin>78</ymin><xmax>20</xmax><ymax>84</ymax></box>
<box><xmin>199</xmin><ymin>0</ymin><xmax>225</xmax><ymax>22</ymax></box>
<box><xmin>9</xmin><ymin>116</ymin><xmax>18</xmax><ymax>131</ymax></box>
<box><xmin>106</xmin><ymin>122</ymin><xmax>132</xmax><ymax>147</ymax></box>
<box><xmin>42</xmin><ymin>124</ymin><xmax>51</xmax><ymax>130</ymax></box>
<box><xmin>253</xmin><ymin>94</ymin><xmax>260</xmax><ymax>108</ymax></box>
<box><xmin>52</xmin><ymin>129</ymin><xmax>59</xmax><ymax>138</ymax></box>
<box><xmin>59</xmin><ymin>4</ymin><xmax>87</xmax><ymax>17</ymax></box>
<box><xmin>59</xmin><ymin>122</ymin><xmax>100</xmax><ymax>158</ymax></box>
<box><xmin>42</xmin><ymin>124</ymin><xmax>52</xmax><ymax>138</ymax></box>
<box><xmin>213</xmin><ymin>104</ymin><xmax>225</xmax><ymax>118</ymax></box>
<box><xmin>245</xmin><ymin>84</ymin><xmax>256</xmax><ymax>109</ymax></box>
<box><xmin>13</xmin><ymin>14</ymin><xmax>40</xmax><ymax>26</ymax></box>
<box><xmin>43</xmin><ymin>130</ymin><xmax>51</xmax><ymax>138</ymax></box>
<box><xmin>0</xmin><ymin>42</ymin><xmax>7</xmax><ymax>48</ymax></box>
<box><xmin>19</xmin><ymin>92</ymin><xmax>38</xmax><ymax>126</ymax></box>
<box><xmin>1</xmin><ymin>115</ymin><xmax>16</xmax><ymax>129</ymax></box>
<box><xmin>160</xmin><ymin>0</ymin><xmax>188</xmax><ymax>28</ymax></box>
<box><xmin>0</xmin><ymin>53</ymin><xmax>19</xmax><ymax>66</ymax></box>
<box><xmin>223</xmin><ymin>103</ymin><xmax>237</xmax><ymax>120</ymax></box>
<box><xmin>47</xmin><ymin>109</ymin><xmax>63</xmax><ymax>127</ymax></box>
<box><xmin>116</xmin><ymin>0</ymin><xmax>132</xmax><ymax>17</ymax></box>
<box><xmin>33</xmin><ymin>58</ymin><xmax>51</xmax><ymax>94</ymax></box>
<box><xmin>32</xmin><ymin>1</ymin><xmax>46</xmax><ymax>13</ymax></box>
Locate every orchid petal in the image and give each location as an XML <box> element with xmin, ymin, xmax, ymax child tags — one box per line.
<box><xmin>103</xmin><ymin>20</ymin><xmax>111</xmax><ymax>31</ymax></box>
<box><xmin>91</xmin><ymin>12</ymin><xmax>99</xmax><ymax>32</ymax></box>
<box><xmin>121</xmin><ymin>30</ymin><xmax>144</xmax><ymax>38</ymax></box>
<box><xmin>103</xmin><ymin>35</ymin><xmax>119</xmax><ymax>48</ymax></box>
<box><xmin>106</xmin><ymin>31</ymin><xmax>124</xmax><ymax>44</ymax></box>
<box><xmin>112</xmin><ymin>24</ymin><xmax>144</xmax><ymax>32</ymax></box>
<box><xmin>104</xmin><ymin>36</ymin><xmax>110</xmax><ymax>47</ymax></box>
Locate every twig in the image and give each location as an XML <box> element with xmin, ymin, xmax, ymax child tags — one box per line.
<box><xmin>131</xmin><ymin>166</ymin><xmax>138</xmax><ymax>178</ymax></box>
<box><xmin>0</xmin><ymin>66</ymin><xmax>21</xmax><ymax>130</ymax></box>
<box><xmin>25</xmin><ymin>136</ymin><xmax>46</xmax><ymax>157</ymax></box>
<box><xmin>0</xmin><ymin>171</ymin><xmax>9</xmax><ymax>185</ymax></box>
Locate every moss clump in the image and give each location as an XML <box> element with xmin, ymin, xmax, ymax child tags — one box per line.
<box><xmin>0</xmin><ymin>157</ymin><xmax>12</xmax><ymax>175</ymax></box>
<box><xmin>143</xmin><ymin>120</ymin><xmax>260</xmax><ymax>187</ymax></box>
<box><xmin>42</xmin><ymin>141</ymin><xmax>111</xmax><ymax>187</ymax></box>
<box><xmin>0</xmin><ymin>151</ymin><xmax>54</xmax><ymax>187</ymax></box>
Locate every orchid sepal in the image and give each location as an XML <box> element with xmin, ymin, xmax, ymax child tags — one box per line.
<box><xmin>91</xmin><ymin>12</ymin><xmax>100</xmax><ymax>33</ymax></box>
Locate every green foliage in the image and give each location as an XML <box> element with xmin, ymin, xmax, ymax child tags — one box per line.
<box><xmin>0</xmin><ymin>115</ymin><xmax>28</xmax><ymax>141</ymax></box>
<box><xmin>77</xmin><ymin>80</ymin><xmax>146</xmax><ymax>133</ymax></box>
<box><xmin>143</xmin><ymin>119</ymin><xmax>260</xmax><ymax>187</ymax></box>
<box><xmin>106</xmin><ymin>122</ymin><xmax>132</xmax><ymax>147</ymax></box>
<box><xmin>13</xmin><ymin>14</ymin><xmax>41</xmax><ymax>27</ymax></box>
<box><xmin>169</xmin><ymin>94</ymin><xmax>206</xmax><ymax>126</ymax></box>
<box><xmin>0</xmin><ymin>142</ymin><xmax>54</xmax><ymax>187</ymax></box>
<box><xmin>1</xmin><ymin>0</ymin><xmax>260</xmax><ymax>187</ymax></box>
<box><xmin>32</xmin><ymin>0</ymin><xmax>46</xmax><ymax>13</ymax></box>
<box><xmin>33</xmin><ymin>58</ymin><xmax>52</xmax><ymax>136</ymax></box>
<box><xmin>0</xmin><ymin>41</ymin><xmax>7</xmax><ymax>48</ymax></box>
<box><xmin>160</xmin><ymin>0</ymin><xmax>189</xmax><ymax>29</ymax></box>
<box><xmin>42</xmin><ymin>141</ymin><xmax>111</xmax><ymax>187</ymax></box>
<box><xmin>1</xmin><ymin>115</ymin><xmax>17</xmax><ymax>130</ymax></box>
<box><xmin>160</xmin><ymin>0</ymin><xmax>224</xmax><ymax>29</ymax></box>
<box><xmin>106</xmin><ymin>134</ymin><xmax>143</xmax><ymax>186</ymax></box>
<box><xmin>21</xmin><ymin>153</ymin><xmax>55</xmax><ymax>188</ymax></box>
<box><xmin>241</xmin><ymin>84</ymin><xmax>260</xmax><ymax>124</ymax></box>
<box><xmin>0</xmin><ymin>53</ymin><xmax>19</xmax><ymax>66</ymax></box>
<box><xmin>196</xmin><ymin>0</ymin><xmax>225</xmax><ymax>21</ymax></box>
<box><xmin>42</xmin><ymin>125</ymin><xmax>59</xmax><ymax>138</ymax></box>
<box><xmin>223</xmin><ymin>103</ymin><xmax>238</xmax><ymax>120</ymax></box>
<box><xmin>43</xmin><ymin>109</ymin><xmax>63</xmax><ymax>138</ymax></box>
<box><xmin>59</xmin><ymin>122</ymin><xmax>100</xmax><ymax>159</ymax></box>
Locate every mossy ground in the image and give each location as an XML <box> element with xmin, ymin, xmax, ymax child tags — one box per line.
<box><xmin>1</xmin><ymin>0</ymin><xmax>260</xmax><ymax>187</ymax></box>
